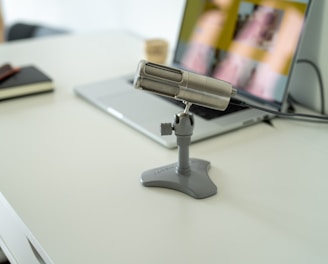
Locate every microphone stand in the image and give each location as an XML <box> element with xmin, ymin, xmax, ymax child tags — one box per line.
<box><xmin>141</xmin><ymin>102</ymin><xmax>217</xmax><ymax>199</ymax></box>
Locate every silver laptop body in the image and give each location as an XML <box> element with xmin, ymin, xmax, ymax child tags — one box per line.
<box><xmin>75</xmin><ymin>0</ymin><xmax>312</xmax><ymax>148</ymax></box>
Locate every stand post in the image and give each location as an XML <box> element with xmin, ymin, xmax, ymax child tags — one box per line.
<box><xmin>175</xmin><ymin>112</ymin><xmax>192</xmax><ymax>175</ymax></box>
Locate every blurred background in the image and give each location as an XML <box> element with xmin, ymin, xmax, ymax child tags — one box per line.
<box><xmin>0</xmin><ymin>0</ymin><xmax>185</xmax><ymax>48</ymax></box>
<box><xmin>1</xmin><ymin>0</ymin><xmax>328</xmax><ymax>114</ymax></box>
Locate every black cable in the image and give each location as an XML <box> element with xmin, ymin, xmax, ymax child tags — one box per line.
<box><xmin>230</xmin><ymin>59</ymin><xmax>327</xmax><ymax>123</ymax></box>
<box><xmin>230</xmin><ymin>100</ymin><xmax>328</xmax><ymax>123</ymax></box>
<box><xmin>296</xmin><ymin>59</ymin><xmax>325</xmax><ymax>114</ymax></box>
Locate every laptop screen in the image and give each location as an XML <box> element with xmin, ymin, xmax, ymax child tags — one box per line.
<box><xmin>173</xmin><ymin>0</ymin><xmax>311</xmax><ymax>109</ymax></box>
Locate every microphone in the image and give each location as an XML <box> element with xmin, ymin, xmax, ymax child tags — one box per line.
<box><xmin>133</xmin><ymin>60</ymin><xmax>236</xmax><ymax>111</ymax></box>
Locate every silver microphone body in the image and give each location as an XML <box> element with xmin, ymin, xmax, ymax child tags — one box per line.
<box><xmin>133</xmin><ymin>60</ymin><xmax>236</xmax><ymax>111</ymax></box>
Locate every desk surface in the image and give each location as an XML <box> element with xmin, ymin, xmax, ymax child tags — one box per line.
<box><xmin>1</xmin><ymin>32</ymin><xmax>328</xmax><ymax>264</ymax></box>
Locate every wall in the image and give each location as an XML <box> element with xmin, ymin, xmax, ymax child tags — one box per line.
<box><xmin>120</xmin><ymin>0</ymin><xmax>185</xmax><ymax>47</ymax></box>
<box><xmin>2</xmin><ymin>0</ymin><xmax>122</xmax><ymax>31</ymax></box>
<box><xmin>2</xmin><ymin>0</ymin><xmax>185</xmax><ymax>48</ymax></box>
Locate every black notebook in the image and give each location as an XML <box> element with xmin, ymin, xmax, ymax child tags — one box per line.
<box><xmin>0</xmin><ymin>65</ymin><xmax>54</xmax><ymax>100</ymax></box>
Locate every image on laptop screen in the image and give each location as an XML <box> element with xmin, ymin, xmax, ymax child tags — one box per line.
<box><xmin>174</xmin><ymin>0</ymin><xmax>311</xmax><ymax>109</ymax></box>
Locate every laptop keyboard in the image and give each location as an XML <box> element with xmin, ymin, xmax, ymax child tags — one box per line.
<box><xmin>162</xmin><ymin>97</ymin><xmax>248</xmax><ymax>120</ymax></box>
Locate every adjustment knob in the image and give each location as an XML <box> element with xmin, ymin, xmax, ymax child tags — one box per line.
<box><xmin>161</xmin><ymin>123</ymin><xmax>173</xmax><ymax>136</ymax></box>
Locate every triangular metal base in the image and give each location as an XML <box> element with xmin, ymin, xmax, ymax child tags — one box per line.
<box><xmin>141</xmin><ymin>158</ymin><xmax>217</xmax><ymax>199</ymax></box>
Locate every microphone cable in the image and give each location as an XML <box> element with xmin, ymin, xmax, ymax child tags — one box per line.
<box><xmin>230</xmin><ymin>99</ymin><xmax>328</xmax><ymax>123</ymax></box>
<box><xmin>296</xmin><ymin>58</ymin><xmax>325</xmax><ymax>115</ymax></box>
<box><xmin>231</xmin><ymin>58</ymin><xmax>327</xmax><ymax>123</ymax></box>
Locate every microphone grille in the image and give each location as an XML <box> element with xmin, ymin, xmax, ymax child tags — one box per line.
<box><xmin>144</xmin><ymin>62</ymin><xmax>183</xmax><ymax>82</ymax></box>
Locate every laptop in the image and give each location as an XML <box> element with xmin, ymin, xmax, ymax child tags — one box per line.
<box><xmin>74</xmin><ymin>0</ymin><xmax>312</xmax><ymax>148</ymax></box>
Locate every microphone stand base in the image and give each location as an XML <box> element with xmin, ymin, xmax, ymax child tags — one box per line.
<box><xmin>141</xmin><ymin>158</ymin><xmax>217</xmax><ymax>199</ymax></box>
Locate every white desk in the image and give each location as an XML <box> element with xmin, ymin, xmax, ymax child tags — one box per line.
<box><xmin>1</xmin><ymin>32</ymin><xmax>328</xmax><ymax>264</ymax></box>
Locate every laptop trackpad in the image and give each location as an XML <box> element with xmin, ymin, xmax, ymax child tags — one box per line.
<box><xmin>98</xmin><ymin>89</ymin><xmax>181</xmax><ymax>124</ymax></box>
